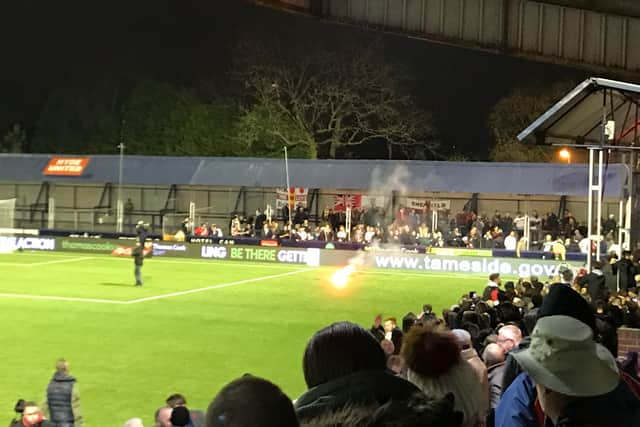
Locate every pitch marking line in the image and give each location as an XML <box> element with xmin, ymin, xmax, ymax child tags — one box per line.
<box><xmin>0</xmin><ymin>268</ymin><xmax>314</xmax><ymax>305</ymax></box>
<box><xmin>125</xmin><ymin>268</ymin><xmax>315</xmax><ymax>304</ymax></box>
<box><xmin>0</xmin><ymin>293</ymin><xmax>127</xmax><ymax>304</ymax></box>
<box><xmin>0</xmin><ymin>256</ymin><xmax>93</xmax><ymax>267</ymax></box>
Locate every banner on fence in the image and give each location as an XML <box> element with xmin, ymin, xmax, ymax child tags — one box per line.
<box><xmin>405</xmin><ymin>198</ymin><xmax>450</xmax><ymax>211</ymax></box>
<box><xmin>276</xmin><ymin>188</ymin><xmax>308</xmax><ymax>209</ymax></box>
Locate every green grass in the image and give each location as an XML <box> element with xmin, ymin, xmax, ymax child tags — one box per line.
<box><xmin>0</xmin><ymin>251</ymin><xmax>485</xmax><ymax>426</ymax></box>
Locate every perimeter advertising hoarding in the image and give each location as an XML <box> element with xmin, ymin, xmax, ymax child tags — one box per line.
<box><xmin>200</xmin><ymin>245</ymin><xmax>311</xmax><ymax>265</ymax></box>
<box><xmin>0</xmin><ymin>236</ymin><xmax>56</xmax><ymax>251</ymax></box>
<box><xmin>320</xmin><ymin>249</ymin><xmax>582</xmax><ymax>278</ymax></box>
<box><xmin>48</xmin><ymin>238</ymin><xmax>582</xmax><ymax>276</ymax></box>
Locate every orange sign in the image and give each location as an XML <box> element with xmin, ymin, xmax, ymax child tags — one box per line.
<box><xmin>43</xmin><ymin>157</ymin><xmax>91</xmax><ymax>176</ymax></box>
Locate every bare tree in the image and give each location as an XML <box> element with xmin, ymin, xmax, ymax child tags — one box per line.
<box><xmin>232</xmin><ymin>37</ymin><xmax>439</xmax><ymax>159</ymax></box>
<box><xmin>488</xmin><ymin>81</ymin><xmax>577</xmax><ymax>162</ymax></box>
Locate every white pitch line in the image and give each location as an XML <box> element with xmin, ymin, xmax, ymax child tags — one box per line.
<box><xmin>0</xmin><ymin>293</ymin><xmax>126</xmax><ymax>304</ymax></box>
<box><xmin>126</xmin><ymin>268</ymin><xmax>315</xmax><ymax>304</ymax></box>
<box><xmin>0</xmin><ymin>256</ymin><xmax>93</xmax><ymax>267</ymax></box>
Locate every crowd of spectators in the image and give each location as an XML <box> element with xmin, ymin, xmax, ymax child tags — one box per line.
<box><xmin>11</xmin><ymin>263</ymin><xmax>640</xmax><ymax>427</ymax></box>
<box><xmin>186</xmin><ymin>206</ymin><xmax>621</xmax><ymax>258</ymax></box>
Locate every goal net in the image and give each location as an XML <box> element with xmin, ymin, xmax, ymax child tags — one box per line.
<box><xmin>0</xmin><ymin>198</ymin><xmax>17</xmax><ymax>253</ymax></box>
<box><xmin>0</xmin><ymin>198</ymin><xmax>16</xmax><ymax>231</ymax></box>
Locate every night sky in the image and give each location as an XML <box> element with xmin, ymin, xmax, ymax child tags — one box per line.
<box><xmin>0</xmin><ymin>0</ymin><xmax>592</xmax><ymax>159</ymax></box>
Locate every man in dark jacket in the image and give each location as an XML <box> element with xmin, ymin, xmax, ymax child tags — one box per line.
<box><xmin>578</xmin><ymin>261</ymin><xmax>608</xmax><ymax>304</ymax></box>
<box><xmin>615</xmin><ymin>251</ymin><xmax>638</xmax><ymax>292</ymax></box>
<box><xmin>132</xmin><ymin>242</ymin><xmax>144</xmax><ymax>286</ymax></box>
<box><xmin>43</xmin><ymin>359</ymin><xmax>83</xmax><ymax>427</ymax></box>
<box><xmin>483</xmin><ymin>273</ymin><xmax>504</xmax><ymax>302</ymax></box>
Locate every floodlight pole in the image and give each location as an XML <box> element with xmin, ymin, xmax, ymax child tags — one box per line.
<box><xmin>284</xmin><ymin>146</ymin><xmax>293</xmax><ymax>233</ymax></box>
<box><xmin>116</xmin><ymin>142</ymin><xmax>125</xmax><ymax>233</ymax></box>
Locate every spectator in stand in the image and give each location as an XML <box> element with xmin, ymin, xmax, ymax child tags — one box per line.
<box><xmin>209</xmin><ymin>224</ymin><xmax>222</xmax><ymax>238</ymax></box>
<box><xmin>154</xmin><ymin>407</ymin><xmax>172</xmax><ymax>427</ymax></box>
<box><xmin>254</xmin><ymin>210</ymin><xmax>267</xmax><ymax>237</ymax></box>
<box><xmin>552</xmin><ymin>238</ymin><xmax>566</xmax><ymax>261</ymax></box>
<box><xmin>513</xmin><ymin>315</ymin><xmax>640</xmax><ymax>426</ymax></box>
<box><xmin>383</xmin><ymin>317</ymin><xmax>403</xmax><ymax>354</ymax></box>
<box><xmin>603</xmin><ymin>213</ymin><xmax>617</xmax><ymax>237</ymax></box>
<box><xmin>483</xmin><ymin>343</ymin><xmax>506</xmax><ymax>409</ymax></box>
<box><xmin>452</xmin><ymin>329</ymin><xmax>489</xmax><ymax>414</ymax></box>
<box><xmin>513</xmin><ymin>212</ymin><xmax>525</xmax><ymax>235</ymax></box>
<box><xmin>10</xmin><ymin>402</ymin><xmax>52</xmax><ymax>427</ymax></box>
<box><xmin>336</xmin><ymin>225</ymin><xmax>347</xmax><ymax>242</ymax></box>
<box><xmin>402</xmin><ymin>323</ymin><xmax>484</xmax><ymax>427</ymax></box>
<box><xmin>380</xmin><ymin>339</ymin><xmax>395</xmax><ymax>357</ymax></box>
<box><xmin>194</xmin><ymin>223</ymin><xmax>209</xmax><ymax>237</ymax></box>
<box><xmin>615</xmin><ymin>251</ymin><xmax>638</xmax><ymax>292</ymax></box>
<box><xmin>578</xmin><ymin>261</ymin><xmax>608</xmax><ymax>304</ymax></box>
<box><xmin>504</xmin><ymin>231</ymin><xmax>517</xmax><ymax>251</ymax></box>
<box><xmin>482</xmin><ymin>273</ymin><xmax>503</xmax><ymax>302</ymax></box>
<box><xmin>497</xmin><ymin>325</ymin><xmax>523</xmax><ymax>354</ymax></box>
<box><xmin>170</xmin><ymin>407</ymin><xmax>192</xmax><ymax>427</ymax></box>
<box><xmin>166</xmin><ymin>394</ymin><xmax>204</xmax><ymax>427</ymax></box>
<box><xmin>500</xmin><ymin>212</ymin><xmax>513</xmax><ymax>235</ymax></box>
<box><xmin>529</xmin><ymin>210</ymin><xmax>541</xmax><ymax>244</ymax></box>
<box><xmin>295</xmin><ymin>321</ymin><xmax>463</xmax><ymax>426</ymax></box>
<box><xmin>540</xmin><ymin>234</ymin><xmax>554</xmax><ymax>252</ymax></box>
<box><xmin>206</xmin><ymin>375</ymin><xmax>298</xmax><ymax>427</ymax></box>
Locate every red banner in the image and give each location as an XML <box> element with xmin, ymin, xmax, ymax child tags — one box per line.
<box><xmin>43</xmin><ymin>157</ymin><xmax>91</xmax><ymax>176</ymax></box>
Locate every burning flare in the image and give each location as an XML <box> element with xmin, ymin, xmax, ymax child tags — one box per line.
<box><xmin>331</xmin><ymin>265</ymin><xmax>356</xmax><ymax>289</ymax></box>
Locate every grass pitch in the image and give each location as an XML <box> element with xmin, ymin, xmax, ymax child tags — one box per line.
<box><xmin>0</xmin><ymin>250</ymin><xmax>485</xmax><ymax>426</ymax></box>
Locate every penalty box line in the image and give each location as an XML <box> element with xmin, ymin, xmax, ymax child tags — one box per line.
<box><xmin>0</xmin><ymin>268</ymin><xmax>315</xmax><ymax>305</ymax></box>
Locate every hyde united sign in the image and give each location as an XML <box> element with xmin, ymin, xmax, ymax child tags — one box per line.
<box><xmin>43</xmin><ymin>157</ymin><xmax>91</xmax><ymax>176</ymax></box>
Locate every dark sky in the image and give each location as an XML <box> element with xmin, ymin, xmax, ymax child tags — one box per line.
<box><xmin>0</xmin><ymin>0</ymin><xmax>590</xmax><ymax>159</ymax></box>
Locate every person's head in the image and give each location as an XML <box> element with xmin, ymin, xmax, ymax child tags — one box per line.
<box><xmin>303</xmin><ymin>321</ymin><xmax>386</xmax><ymax>388</ymax></box>
<box><xmin>450</xmin><ymin>329</ymin><xmax>472</xmax><ymax>351</ymax></box>
<box><xmin>55</xmin><ymin>358</ymin><xmax>69</xmax><ymax>374</ymax></box>
<box><xmin>482</xmin><ymin>343</ymin><xmax>505</xmax><ymax>368</ymax></box>
<box><xmin>170</xmin><ymin>406</ymin><xmax>190</xmax><ymax>427</ymax></box>
<box><xmin>155</xmin><ymin>406</ymin><xmax>172</xmax><ymax>427</ymax></box>
<box><xmin>513</xmin><ymin>316</ymin><xmax>619</xmax><ymax>422</ymax></box>
<box><xmin>206</xmin><ymin>375</ymin><xmax>298</xmax><ymax>427</ymax></box>
<box><xmin>21</xmin><ymin>402</ymin><xmax>44</xmax><ymax>427</ymax></box>
<box><xmin>380</xmin><ymin>339</ymin><xmax>395</xmax><ymax>357</ymax></box>
<box><xmin>489</xmin><ymin>273</ymin><xmax>501</xmax><ymax>285</ymax></box>
<box><xmin>497</xmin><ymin>325</ymin><xmax>523</xmax><ymax>352</ymax></box>
<box><xmin>386</xmin><ymin>355</ymin><xmax>405</xmax><ymax>375</ymax></box>
<box><xmin>402</xmin><ymin>312</ymin><xmax>418</xmax><ymax>333</ymax></box>
<box><xmin>383</xmin><ymin>317</ymin><xmax>397</xmax><ymax>333</ymax></box>
<box><xmin>401</xmin><ymin>323</ymin><xmax>460</xmax><ymax>379</ymax></box>
<box><xmin>166</xmin><ymin>393</ymin><xmax>186</xmax><ymax>408</ymax></box>
<box><xmin>123</xmin><ymin>418</ymin><xmax>144</xmax><ymax>427</ymax></box>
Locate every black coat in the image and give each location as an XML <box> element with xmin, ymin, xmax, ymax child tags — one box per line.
<box><xmin>614</xmin><ymin>259</ymin><xmax>638</xmax><ymax>291</ymax></box>
<box><xmin>578</xmin><ymin>271</ymin><xmax>607</xmax><ymax>303</ymax></box>
<box><xmin>553</xmin><ymin>380</ymin><xmax>640</xmax><ymax>427</ymax></box>
<box><xmin>295</xmin><ymin>370</ymin><xmax>432</xmax><ymax>425</ymax></box>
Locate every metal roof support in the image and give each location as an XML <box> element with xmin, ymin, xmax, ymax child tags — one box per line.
<box><xmin>586</xmin><ymin>148</ymin><xmax>604</xmax><ymax>271</ymax></box>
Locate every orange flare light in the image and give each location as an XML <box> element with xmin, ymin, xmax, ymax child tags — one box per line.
<box><xmin>331</xmin><ymin>265</ymin><xmax>356</xmax><ymax>289</ymax></box>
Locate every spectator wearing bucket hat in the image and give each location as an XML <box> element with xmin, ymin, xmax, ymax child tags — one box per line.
<box><xmin>512</xmin><ymin>315</ymin><xmax>640</xmax><ymax>426</ymax></box>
